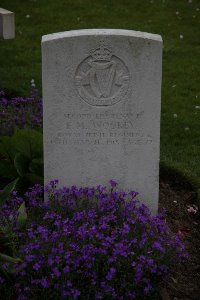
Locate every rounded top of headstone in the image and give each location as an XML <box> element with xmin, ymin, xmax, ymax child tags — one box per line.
<box><xmin>0</xmin><ymin>8</ymin><xmax>14</xmax><ymax>15</ymax></box>
<box><xmin>42</xmin><ymin>29</ymin><xmax>162</xmax><ymax>43</ymax></box>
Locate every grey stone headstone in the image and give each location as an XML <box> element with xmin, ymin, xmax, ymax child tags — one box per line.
<box><xmin>42</xmin><ymin>29</ymin><xmax>162</xmax><ymax>213</ymax></box>
<box><xmin>0</xmin><ymin>8</ymin><xmax>15</xmax><ymax>39</ymax></box>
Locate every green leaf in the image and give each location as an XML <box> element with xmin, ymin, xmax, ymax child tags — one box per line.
<box><xmin>29</xmin><ymin>158</ymin><xmax>44</xmax><ymax>176</ymax></box>
<box><xmin>11</xmin><ymin>129</ymin><xmax>43</xmax><ymax>159</ymax></box>
<box><xmin>0</xmin><ymin>178</ymin><xmax>19</xmax><ymax>207</ymax></box>
<box><xmin>0</xmin><ymin>160</ymin><xmax>18</xmax><ymax>179</ymax></box>
<box><xmin>0</xmin><ymin>136</ymin><xmax>17</xmax><ymax>161</ymax></box>
<box><xmin>0</xmin><ymin>253</ymin><xmax>22</xmax><ymax>263</ymax></box>
<box><xmin>23</xmin><ymin>173</ymin><xmax>43</xmax><ymax>184</ymax></box>
<box><xmin>17</xmin><ymin>202</ymin><xmax>27</xmax><ymax>229</ymax></box>
<box><xmin>14</xmin><ymin>153</ymin><xmax>30</xmax><ymax>177</ymax></box>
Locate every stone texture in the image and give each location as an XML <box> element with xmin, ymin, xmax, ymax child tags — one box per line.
<box><xmin>0</xmin><ymin>8</ymin><xmax>15</xmax><ymax>39</ymax></box>
<box><xmin>42</xmin><ymin>29</ymin><xmax>162</xmax><ymax>213</ymax></box>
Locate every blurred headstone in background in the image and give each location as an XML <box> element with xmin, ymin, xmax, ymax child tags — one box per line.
<box><xmin>0</xmin><ymin>8</ymin><xmax>15</xmax><ymax>39</ymax></box>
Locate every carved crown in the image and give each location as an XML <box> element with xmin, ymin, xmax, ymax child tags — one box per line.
<box><xmin>91</xmin><ymin>46</ymin><xmax>112</xmax><ymax>61</ymax></box>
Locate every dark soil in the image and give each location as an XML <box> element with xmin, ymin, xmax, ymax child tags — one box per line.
<box><xmin>159</xmin><ymin>174</ymin><xmax>200</xmax><ymax>300</ymax></box>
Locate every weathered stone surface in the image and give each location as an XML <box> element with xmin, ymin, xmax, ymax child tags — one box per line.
<box><xmin>42</xmin><ymin>29</ymin><xmax>162</xmax><ymax>213</ymax></box>
<box><xmin>0</xmin><ymin>8</ymin><xmax>15</xmax><ymax>39</ymax></box>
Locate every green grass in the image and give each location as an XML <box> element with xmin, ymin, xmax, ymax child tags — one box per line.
<box><xmin>0</xmin><ymin>0</ymin><xmax>200</xmax><ymax>192</ymax></box>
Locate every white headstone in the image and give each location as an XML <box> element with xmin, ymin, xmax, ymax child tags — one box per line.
<box><xmin>42</xmin><ymin>29</ymin><xmax>162</xmax><ymax>213</ymax></box>
<box><xmin>0</xmin><ymin>8</ymin><xmax>15</xmax><ymax>39</ymax></box>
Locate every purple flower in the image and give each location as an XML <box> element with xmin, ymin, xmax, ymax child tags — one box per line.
<box><xmin>95</xmin><ymin>291</ymin><xmax>103</xmax><ymax>299</ymax></box>
<box><xmin>51</xmin><ymin>267</ymin><xmax>61</xmax><ymax>278</ymax></box>
<box><xmin>63</xmin><ymin>266</ymin><xmax>70</xmax><ymax>273</ymax></box>
<box><xmin>0</xmin><ymin>180</ymin><xmax>187</xmax><ymax>299</ymax></box>
<box><xmin>47</xmin><ymin>257</ymin><xmax>54</xmax><ymax>266</ymax></box>
<box><xmin>40</xmin><ymin>277</ymin><xmax>50</xmax><ymax>288</ymax></box>
<box><xmin>144</xmin><ymin>282</ymin><xmax>152</xmax><ymax>295</ymax></box>
<box><xmin>33</xmin><ymin>263</ymin><xmax>41</xmax><ymax>271</ymax></box>
<box><xmin>152</xmin><ymin>241</ymin><xmax>165</xmax><ymax>253</ymax></box>
<box><xmin>62</xmin><ymin>290</ymin><xmax>69</xmax><ymax>297</ymax></box>
<box><xmin>0</xmin><ymin>88</ymin><xmax>42</xmax><ymax>135</ymax></box>
<box><xmin>0</xmin><ymin>276</ymin><xmax>5</xmax><ymax>285</ymax></box>
<box><xmin>25</xmin><ymin>255</ymin><xmax>35</xmax><ymax>262</ymax></box>
<box><xmin>106</xmin><ymin>267</ymin><xmax>116</xmax><ymax>281</ymax></box>
<box><xmin>17</xmin><ymin>296</ymin><xmax>28</xmax><ymax>300</ymax></box>
<box><xmin>129</xmin><ymin>190</ymin><xmax>139</xmax><ymax>198</ymax></box>
<box><xmin>71</xmin><ymin>288</ymin><xmax>81</xmax><ymax>299</ymax></box>
<box><xmin>109</xmin><ymin>179</ymin><xmax>118</xmax><ymax>188</ymax></box>
<box><xmin>135</xmin><ymin>266</ymin><xmax>143</xmax><ymax>283</ymax></box>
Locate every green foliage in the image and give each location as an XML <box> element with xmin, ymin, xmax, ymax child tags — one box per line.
<box><xmin>11</xmin><ymin>129</ymin><xmax>43</xmax><ymax>159</ymax></box>
<box><xmin>0</xmin><ymin>226</ymin><xmax>22</xmax><ymax>285</ymax></box>
<box><xmin>0</xmin><ymin>161</ymin><xmax>18</xmax><ymax>180</ymax></box>
<box><xmin>0</xmin><ymin>136</ymin><xmax>16</xmax><ymax>161</ymax></box>
<box><xmin>0</xmin><ymin>179</ymin><xmax>19</xmax><ymax>207</ymax></box>
<box><xmin>17</xmin><ymin>202</ymin><xmax>27</xmax><ymax>230</ymax></box>
<box><xmin>29</xmin><ymin>158</ymin><xmax>44</xmax><ymax>177</ymax></box>
<box><xmin>0</xmin><ymin>129</ymin><xmax>43</xmax><ymax>205</ymax></box>
<box><xmin>14</xmin><ymin>153</ymin><xmax>30</xmax><ymax>177</ymax></box>
<box><xmin>0</xmin><ymin>253</ymin><xmax>22</xmax><ymax>264</ymax></box>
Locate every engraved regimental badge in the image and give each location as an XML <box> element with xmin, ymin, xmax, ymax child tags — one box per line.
<box><xmin>75</xmin><ymin>45</ymin><xmax>130</xmax><ymax>106</ymax></box>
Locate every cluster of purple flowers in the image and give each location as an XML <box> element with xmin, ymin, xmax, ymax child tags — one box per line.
<box><xmin>0</xmin><ymin>87</ymin><xmax>42</xmax><ymax>135</ymax></box>
<box><xmin>0</xmin><ymin>180</ymin><xmax>187</xmax><ymax>299</ymax></box>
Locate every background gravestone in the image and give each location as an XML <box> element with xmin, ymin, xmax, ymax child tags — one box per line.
<box><xmin>0</xmin><ymin>8</ymin><xmax>15</xmax><ymax>39</ymax></box>
<box><xmin>42</xmin><ymin>29</ymin><xmax>162</xmax><ymax>213</ymax></box>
